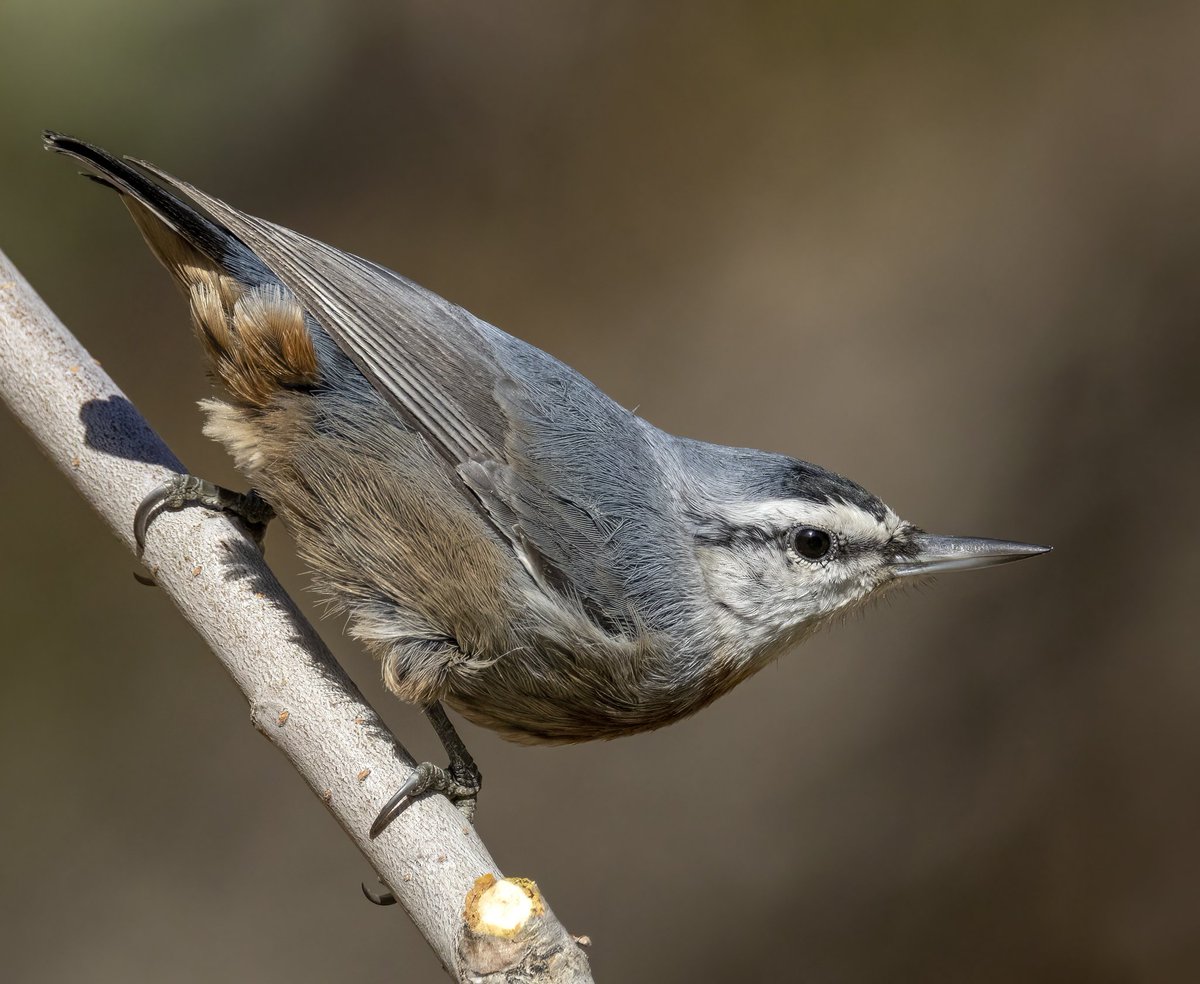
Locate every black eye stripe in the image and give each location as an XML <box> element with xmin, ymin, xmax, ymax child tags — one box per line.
<box><xmin>690</xmin><ymin>516</ymin><xmax>775</xmax><ymax>548</ymax></box>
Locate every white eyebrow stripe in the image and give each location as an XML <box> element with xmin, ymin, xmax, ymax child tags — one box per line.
<box><xmin>712</xmin><ymin>499</ymin><xmax>901</xmax><ymax>542</ymax></box>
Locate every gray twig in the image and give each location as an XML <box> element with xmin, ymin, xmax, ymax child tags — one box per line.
<box><xmin>0</xmin><ymin>250</ymin><xmax>592</xmax><ymax>983</ymax></box>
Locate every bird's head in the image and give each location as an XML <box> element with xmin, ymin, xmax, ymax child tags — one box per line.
<box><xmin>677</xmin><ymin>444</ymin><xmax>1049</xmax><ymax>658</ymax></box>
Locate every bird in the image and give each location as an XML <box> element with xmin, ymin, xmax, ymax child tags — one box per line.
<box><xmin>45</xmin><ymin>132</ymin><xmax>1050</xmax><ymax>840</ymax></box>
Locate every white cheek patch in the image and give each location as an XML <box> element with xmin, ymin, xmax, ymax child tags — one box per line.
<box><xmin>701</xmin><ymin>543</ymin><xmax>823</xmax><ymax>651</ymax></box>
<box><xmin>696</xmin><ymin>497</ymin><xmax>908</xmax><ymax>656</ymax></box>
<box><xmin>700</xmin><ymin>498</ymin><xmax>904</xmax><ymax>634</ymax></box>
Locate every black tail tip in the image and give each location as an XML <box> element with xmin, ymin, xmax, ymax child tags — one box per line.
<box><xmin>43</xmin><ymin>130</ymin><xmax>72</xmax><ymax>152</ymax></box>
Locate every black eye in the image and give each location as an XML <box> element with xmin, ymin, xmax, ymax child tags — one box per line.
<box><xmin>791</xmin><ymin>526</ymin><xmax>832</xmax><ymax>561</ymax></box>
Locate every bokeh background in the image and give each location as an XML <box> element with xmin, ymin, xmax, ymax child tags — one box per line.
<box><xmin>2</xmin><ymin>3</ymin><xmax>1199</xmax><ymax>981</ymax></box>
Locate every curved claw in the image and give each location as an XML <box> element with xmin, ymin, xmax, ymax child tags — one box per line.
<box><xmin>361</xmin><ymin>881</ymin><xmax>397</xmax><ymax>906</ymax></box>
<box><xmin>369</xmin><ymin>768</ymin><xmax>426</xmax><ymax>840</ymax></box>
<box><xmin>133</xmin><ymin>476</ymin><xmax>275</xmax><ymax>556</ymax></box>
<box><xmin>134</xmin><ymin>480</ymin><xmax>177</xmax><ymax>554</ymax></box>
<box><xmin>368</xmin><ymin>706</ymin><xmax>482</xmax><ymax>839</ymax></box>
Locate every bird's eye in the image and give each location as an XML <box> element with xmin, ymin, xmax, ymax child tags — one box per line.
<box><xmin>791</xmin><ymin>526</ymin><xmax>832</xmax><ymax>561</ymax></box>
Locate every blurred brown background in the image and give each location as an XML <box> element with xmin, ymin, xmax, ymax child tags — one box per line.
<box><xmin>2</xmin><ymin>3</ymin><xmax>1198</xmax><ymax>982</ymax></box>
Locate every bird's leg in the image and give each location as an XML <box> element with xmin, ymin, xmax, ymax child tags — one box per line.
<box><xmin>368</xmin><ymin>702</ymin><xmax>482</xmax><ymax>840</ymax></box>
<box><xmin>134</xmin><ymin>474</ymin><xmax>275</xmax><ymax>554</ymax></box>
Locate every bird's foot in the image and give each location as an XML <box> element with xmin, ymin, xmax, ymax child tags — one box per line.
<box><xmin>133</xmin><ymin>474</ymin><xmax>275</xmax><ymax>579</ymax></box>
<box><xmin>368</xmin><ymin>756</ymin><xmax>481</xmax><ymax>840</ymax></box>
<box><xmin>361</xmin><ymin>754</ymin><xmax>482</xmax><ymax>906</ymax></box>
<box><xmin>369</xmin><ymin>702</ymin><xmax>482</xmax><ymax>840</ymax></box>
<box><xmin>135</xmin><ymin>474</ymin><xmax>275</xmax><ymax>552</ymax></box>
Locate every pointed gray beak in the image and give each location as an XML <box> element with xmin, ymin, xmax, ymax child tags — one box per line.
<box><xmin>892</xmin><ymin>533</ymin><xmax>1051</xmax><ymax>577</ymax></box>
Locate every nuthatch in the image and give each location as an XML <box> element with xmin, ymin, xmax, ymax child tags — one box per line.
<box><xmin>47</xmin><ymin>133</ymin><xmax>1050</xmax><ymax>839</ymax></box>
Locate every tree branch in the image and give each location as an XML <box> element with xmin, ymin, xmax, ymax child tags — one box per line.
<box><xmin>0</xmin><ymin>249</ymin><xmax>593</xmax><ymax>983</ymax></box>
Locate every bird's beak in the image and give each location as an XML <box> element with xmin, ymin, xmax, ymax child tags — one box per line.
<box><xmin>891</xmin><ymin>533</ymin><xmax>1051</xmax><ymax>577</ymax></box>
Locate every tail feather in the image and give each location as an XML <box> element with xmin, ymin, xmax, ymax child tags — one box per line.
<box><xmin>46</xmin><ymin>132</ymin><xmax>318</xmax><ymax>407</ymax></box>
<box><xmin>43</xmin><ymin>131</ymin><xmax>268</xmax><ymax>284</ymax></box>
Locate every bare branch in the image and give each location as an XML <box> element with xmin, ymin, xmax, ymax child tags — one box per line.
<box><xmin>0</xmin><ymin>250</ymin><xmax>593</xmax><ymax>983</ymax></box>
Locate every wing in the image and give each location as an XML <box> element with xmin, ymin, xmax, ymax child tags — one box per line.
<box><xmin>129</xmin><ymin>155</ymin><xmax>659</xmax><ymax>628</ymax></box>
<box><xmin>132</xmin><ymin>160</ymin><xmax>507</xmax><ymax>468</ymax></box>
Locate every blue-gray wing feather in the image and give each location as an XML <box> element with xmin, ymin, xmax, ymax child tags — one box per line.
<box><xmin>134</xmin><ymin>161</ymin><xmax>670</xmax><ymax>627</ymax></box>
